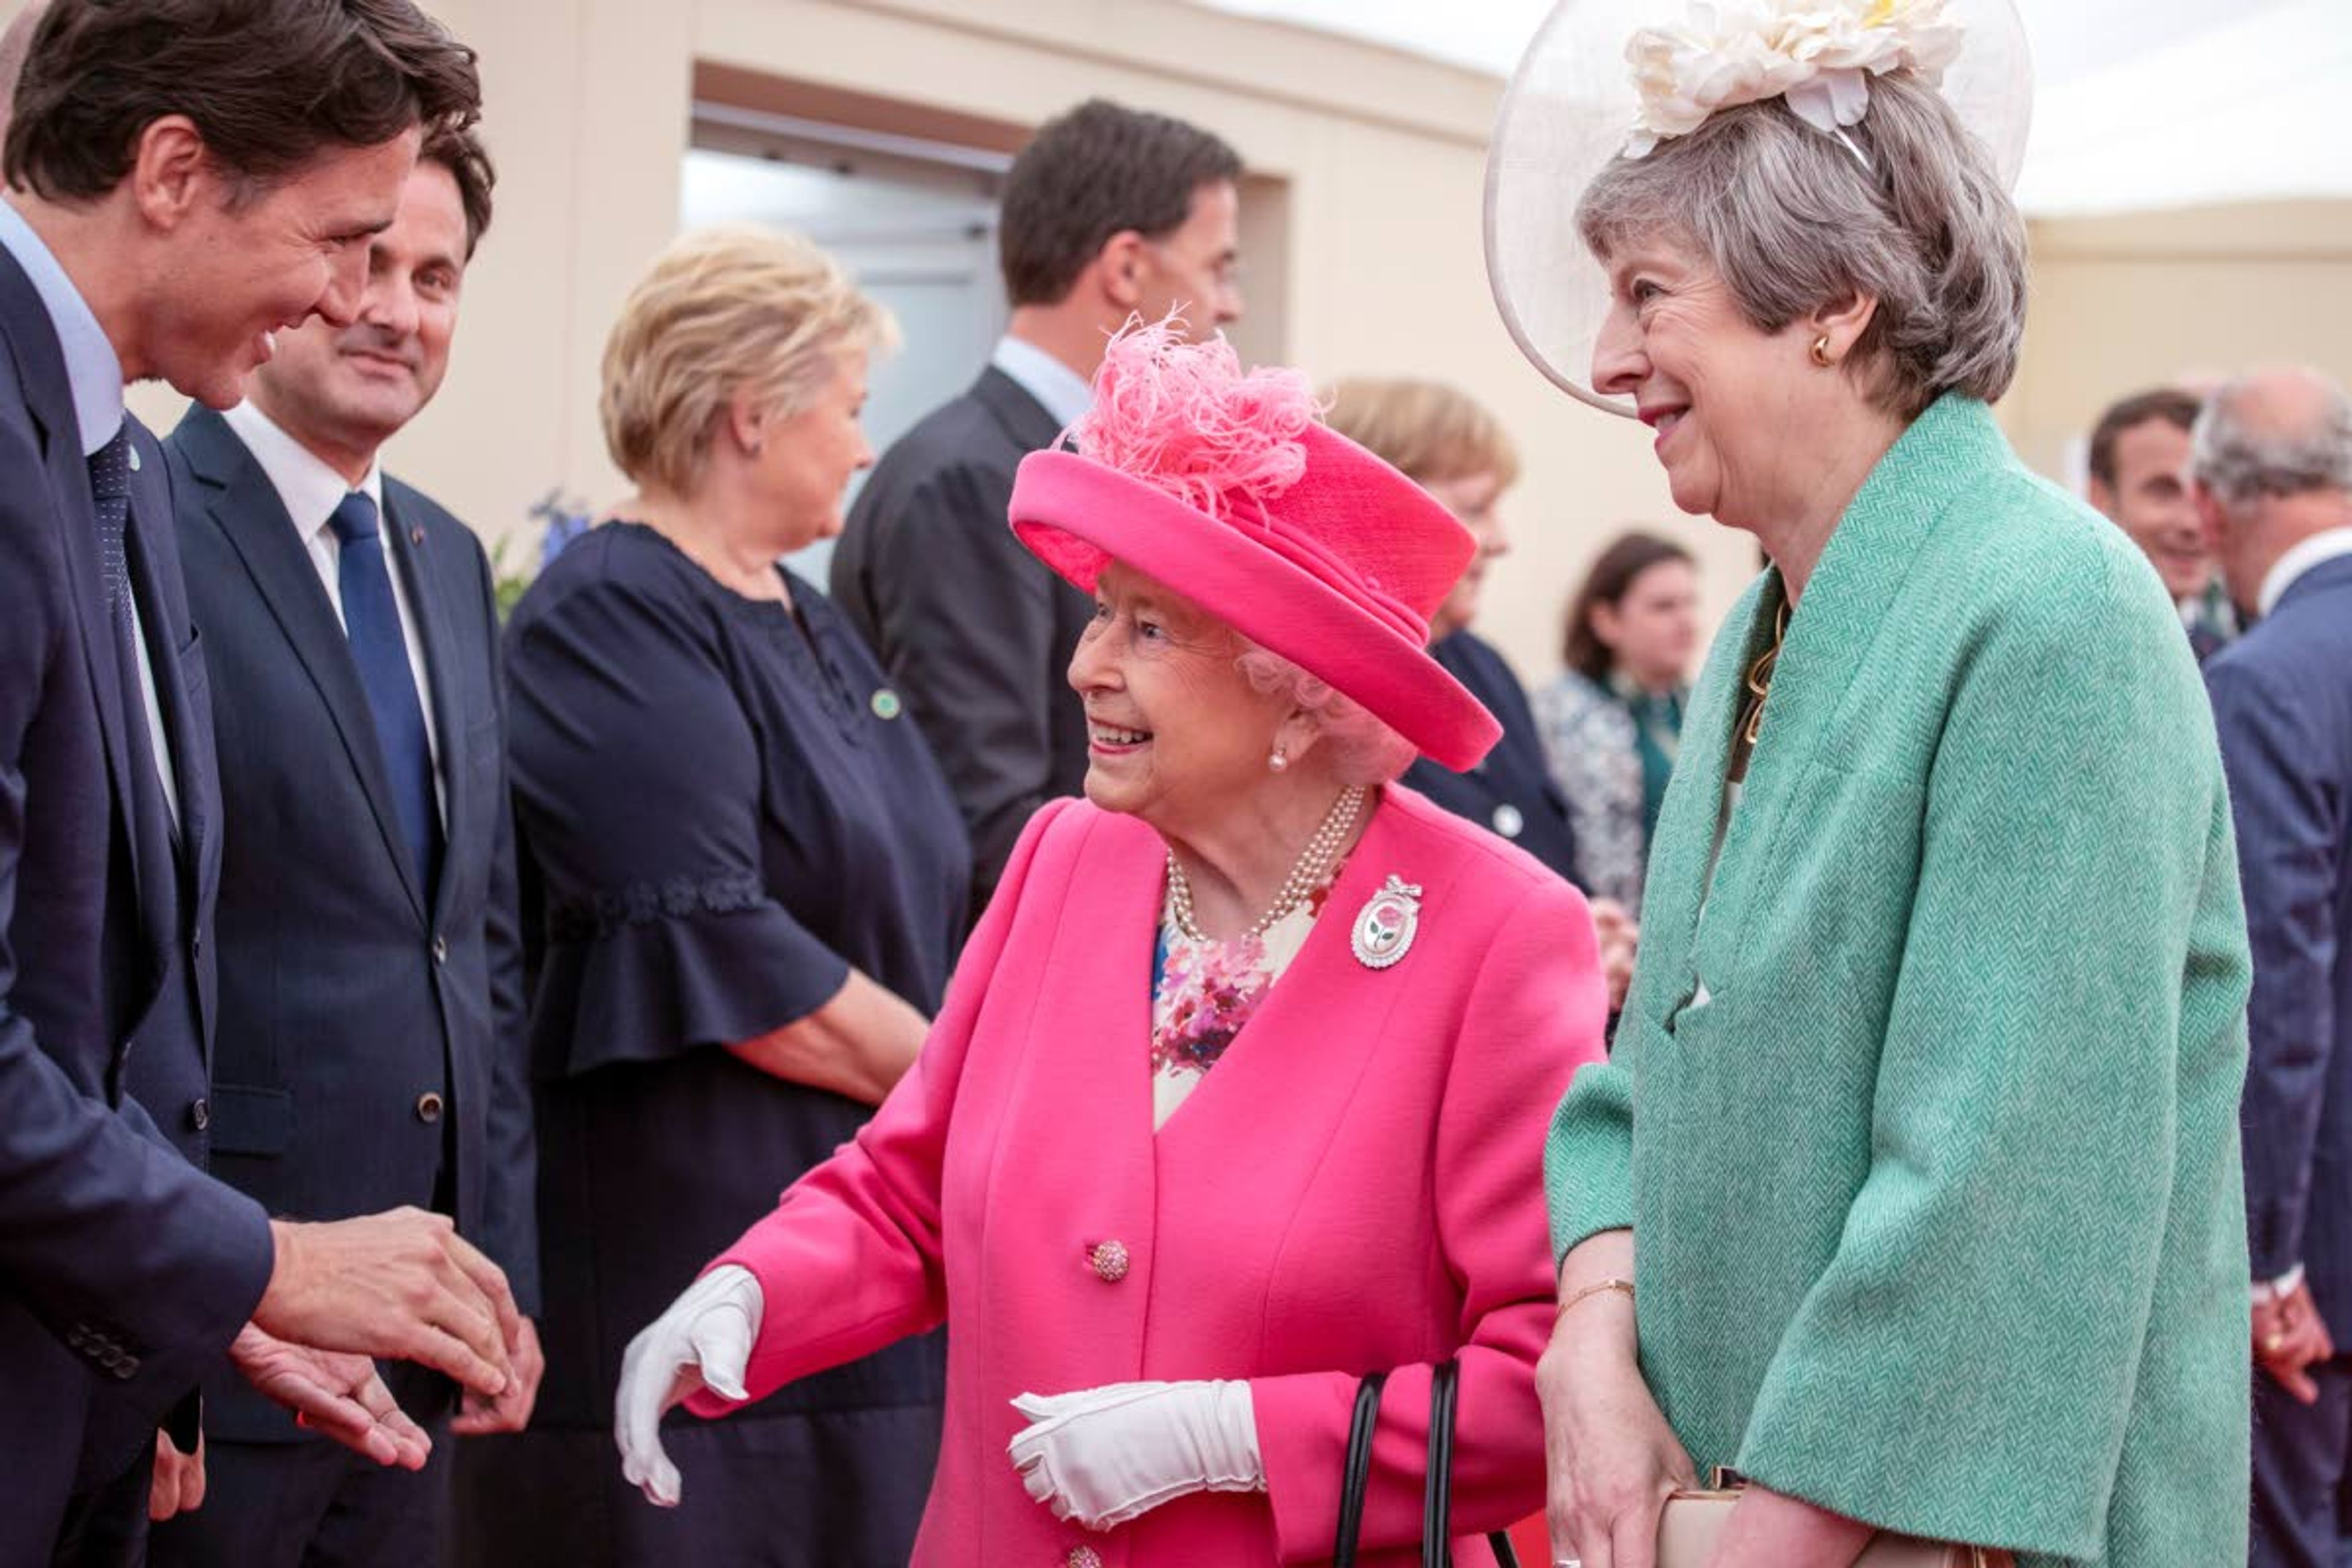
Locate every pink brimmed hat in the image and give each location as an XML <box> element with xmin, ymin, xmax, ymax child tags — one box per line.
<box><xmin>1008</xmin><ymin>323</ymin><xmax>1502</xmax><ymax>772</ymax></box>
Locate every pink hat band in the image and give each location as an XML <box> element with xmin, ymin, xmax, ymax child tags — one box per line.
<box><xmin>1009</xmin><ymin>420</ymin><xmax>1502</xmax><ymax>772</ymax></box>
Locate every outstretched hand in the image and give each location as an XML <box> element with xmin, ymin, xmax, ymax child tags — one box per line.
<box><xmin>254</xmin><ymin>1209</ymin><xmax>519</xmax><ymax>1402</ymax></box>
<box><xmin>230</xmin><ymin>1324</ymin><xmax>432</xmax><ymax>1469</ymax></box>
<box><xmin>615</xmin><ymin>1266</ymin><xmax>763</xmax><ymax>1507</ymax></box>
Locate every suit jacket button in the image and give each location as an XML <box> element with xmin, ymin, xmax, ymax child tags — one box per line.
<box><xmin>188</xmin><ymin>1098</ymin><xmax>210</xmax><ymax>1133</ymax></box>
<box><xmin>415</xmin><ymin>1091</ymin><xmax>445</xmax><ymax>1124</ymax></box>
<box><xmin>431</xmin><ymin>934</ymin><xmax>448</xmax><ymax>964</ymax></box>
<box><xmin>1066</xmin><ymin>1548</ymin><xmax>1103</xmax><ymax>1568</ymax></box>
<box><xmin>1086</xmin><ymin>1240</ymin><xmax>1129</xmax><ymax>1283</ymax></box>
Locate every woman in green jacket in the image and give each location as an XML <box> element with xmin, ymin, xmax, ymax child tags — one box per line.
<box><xmin>1484</xmin><ymin>4</ymin><xmax>2254</xmax><ymax>1566</ymax></box>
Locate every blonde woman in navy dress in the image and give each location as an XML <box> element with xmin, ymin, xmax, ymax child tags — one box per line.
<box><xmin>454</xmin><ymin>228</ymin><xmax>969</xmax><ymax>1567</ymax></box>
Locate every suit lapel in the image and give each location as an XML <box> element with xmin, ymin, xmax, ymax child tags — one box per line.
<box><xmin>0</xmin><ymin>249</ymin><xmax>148</xmax><ymax>908</ymax></box>
<box><xmin>383</xmin><ymin>488</ymin><xmax>465</xmax><ymax>928</ymax></box>
<box><xmin>175</xmin><ymin>407</ymin><xmax>429</xmax><ymax>922</ymax></box>
<box><xmin>1691</xmin><ymin>397</ymin><xmax>2003</xmax><ymax>961</ymax></box>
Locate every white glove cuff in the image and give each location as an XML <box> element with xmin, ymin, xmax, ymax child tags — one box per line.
<box><xmin>1199</xmin><ymin>1379</ymin><xmax>1265</xmax><ymax>1493</ymax></box>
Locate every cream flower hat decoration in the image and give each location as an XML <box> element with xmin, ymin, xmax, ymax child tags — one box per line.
<box><xmin>1483</xmin><ymin>0</ymin><xmax>2031</xmax><ymax>415</ymax></box>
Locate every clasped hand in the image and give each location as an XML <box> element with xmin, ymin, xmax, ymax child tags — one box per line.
<box><xmin>1006</xmin><ymin>1379</ymin><xmax>1262</xmax><ymax>1531</ymax></box>
<box><xmin>2255</xmin><ymin>1278</ymin><xmax>2335</xmax><ymax>1406</ymax></box>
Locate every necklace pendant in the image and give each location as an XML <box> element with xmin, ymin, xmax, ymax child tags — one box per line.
<box><xmin>1351</xmin><ymin>875</ymin><xmax>1423</xmax><ymax>971</ymax></box>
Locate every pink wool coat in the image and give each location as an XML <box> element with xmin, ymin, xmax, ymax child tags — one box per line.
<box><xmin>690</xmin><ymin>787</ymin><xmax>1607</xmax><ymax>1565</ymax></box>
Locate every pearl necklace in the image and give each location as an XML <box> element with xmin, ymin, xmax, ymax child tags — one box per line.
<box><xmin>1165</xmin><ymin>785</ymin><xmax>1367</xmax><ymax>944</ymax></box>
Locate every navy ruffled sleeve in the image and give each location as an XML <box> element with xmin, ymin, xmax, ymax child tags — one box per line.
<box><xmin>505</xmin><ymin>545</ymin><xmax>850</xmax><ymax>1077</ymax></box>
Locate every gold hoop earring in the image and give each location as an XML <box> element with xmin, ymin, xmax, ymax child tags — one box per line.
<box><xmin>1809</xmin><ymin>334</ymin><xmax>1835</xmax><ymax>368</ymax></box>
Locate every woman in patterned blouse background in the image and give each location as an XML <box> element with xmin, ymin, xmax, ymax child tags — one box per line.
<box><xmin>1533</xmin><ymin>532</ymin><xmax>1700</xmax><ymax>913</ymax></box>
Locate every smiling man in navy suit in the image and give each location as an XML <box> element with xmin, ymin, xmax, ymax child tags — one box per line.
<box><xmin>2195</xmin><ymin>368</ymin><xmax>2352</xmax><ymax>1568</ymax></box>
<box><xmin>151</xmin><ymin>120</ymin><xmax>541</xmax><ymax>1568</ymax></box>
<box><xmin>0</xmin><ymin>4</ymin><xmax>522</xmax><ymax>1561</ymax></box>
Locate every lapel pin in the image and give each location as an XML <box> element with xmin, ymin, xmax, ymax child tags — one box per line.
<box><xmin>410</xmin><ymin>527</ymin><xmax>425</xmax><ymax>546</ymax></box>
<box><xmin>1351</xmin><ymin>875</ymin><xmax>1423</xmax><ymax>970</ymax></box>
<box><xmin>127</xmin><ymin>446</ymin><xmax>141</xmax><ymax>472</ymax></box>
<box><xmin>870</xmin><ymin>688</ymin><xmax>902</xmax><ymax>720</ymax></box>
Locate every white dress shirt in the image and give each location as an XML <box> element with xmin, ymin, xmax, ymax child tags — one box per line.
<box><xmin>2256</xmin><ymin>524</ymin><xmax>2352</xmax><ymax>620</ymax></box>
<box><xmin>990</xmin><ymin>335</ymin><xmax>1094</xmax><ymax>431</ymax></box>
<box><xmin>0</xmin><ymin>195</ymin><xmax>181</xmax><ymax>826</ymax></box>
<box><xmin>221</xmin><ymin>401</ymin><xmax>444</xmax><ymax>820</ymax></box>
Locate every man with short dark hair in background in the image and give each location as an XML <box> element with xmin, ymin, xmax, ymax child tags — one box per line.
<box><xmin>2193</xmin><ymin>367</ymin><xmax>2352</xmax><ymax>1568</ymax></box>
<box><xmin>149</xmin><ymin>121</ymin><xmax>541</xmax><ymax>1568</ymax></box>
<box><xmin>0</xmin><ymin>3</ymin><xmax>519</xmax><ymax>1559</ymax></box>
<box><xmin>831</xmin><ymin>98</ymin><xmax>1243</xmax><ymax>918</ymax></box>
<box><xmin>2089</xmin><ymin>385</ymin><xmax>2235</xmax><ymax>659</ymax></box>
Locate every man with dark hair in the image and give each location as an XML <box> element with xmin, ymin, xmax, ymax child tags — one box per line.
<box><xmin>148</xmin><ymin>123</ymin><xmax>540</xmax><ymax>1568</ymax></box>
<box><xmin>0</xmin><ymin>4</ymin><xmax>521</xmax><ymax>1561</ymax></box>
<box><xmin>832</xmin><ymin>97</ymin><xmax>1243</xmax><ymax>915</ymax></box>
<box><xmin>2088</xmin><ymin>385</ymin><xmax>2234</xmax><ymax>658</ymax></box>
<box><xmin>2194</xmin><ymin>368</ymin><xmax>2352</xmax><ymax>1568</ymax></box>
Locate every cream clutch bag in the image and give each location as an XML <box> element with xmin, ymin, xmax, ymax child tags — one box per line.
<box><xmin>1658</xmin><ymin>1490</ymin><xmax>2011</xmax><ymax>1568</ymax></box>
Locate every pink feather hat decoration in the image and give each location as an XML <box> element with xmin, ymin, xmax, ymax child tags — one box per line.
<box><xmin>1009</xmin><ymin>322</ymin><xmax>1502</xmax><ymax>771</ymax></box>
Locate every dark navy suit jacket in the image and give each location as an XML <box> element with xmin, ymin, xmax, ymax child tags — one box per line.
<box><xmin>164</xmin><ymin>405</ymin><xmax>539</xmax><ymax>1442</ymax></box>
<box><xmin>829</xmin><ymin>367</ymin><xmax>1087</xmax><ymax>920</ymax></box>
<box><xmin>0</xmin><ymin>247</ymin><xmax>274</xmax><ymax>1553</ymax></box>
<box><xmin>2209</xmin><ymin>551</ymin><xmax>2352</xmax><ymax>1318</ymax></box>
<box><xmin>1404</xmin><ymin>629</ymin><xmax>1584</xmax><ymax>886</ymax></box>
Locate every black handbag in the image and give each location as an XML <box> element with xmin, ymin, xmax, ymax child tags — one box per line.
<box><xmin>1332</xmin><ymin>1360</ymin><xmax>1523</xmax><ymax>1568</ymax></box>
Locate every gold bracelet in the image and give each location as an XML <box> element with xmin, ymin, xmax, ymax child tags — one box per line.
<box><xmin>1556</xmin><ymin>1277</ymin><xmax>1635</xmax><ymax>1319</ymax></box>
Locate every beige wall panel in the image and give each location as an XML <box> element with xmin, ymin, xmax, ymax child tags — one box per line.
<box><xmin>2011</xmin><ymin>200</ymin><xmax>2352</xmax><ymax>485</ymax></box>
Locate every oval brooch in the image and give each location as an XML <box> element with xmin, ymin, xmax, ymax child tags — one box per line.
<box><xmin>1351</xmin><ymin>875</ymin><xmax>1423</xmax><ymax>970</ymax></box>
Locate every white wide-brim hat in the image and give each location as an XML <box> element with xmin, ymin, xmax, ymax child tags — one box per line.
<box><xmin>1484</xmin><ymin>0</ymin><xmax>2035</xmax><ymax>418</ymax></box>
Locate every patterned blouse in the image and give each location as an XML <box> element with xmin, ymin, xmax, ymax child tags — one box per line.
<box><xmin>1149</xmin><ymin>869</ymin><xmax>1341</xmax><ymax>1129</ymax></box>
<box><xmin>1532</xmin><ymin>669</ymin><xmax>1686</xmax><ymax>915</ymax></box>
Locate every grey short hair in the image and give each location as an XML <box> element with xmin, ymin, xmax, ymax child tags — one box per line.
<box><xmin>1232</xmin><ymin>645</ymin><xmax>1417</xmax><ymax>786</ymax></box>
<box><xmin>2190</xmin><ymin>372</ymin><xmax>2352</xmax><ymax>508</ymax></box>
<box><xmin>1576</xmin><ymin>72</ymin><xmax>2026</xmax><ymax>418</ymax></box>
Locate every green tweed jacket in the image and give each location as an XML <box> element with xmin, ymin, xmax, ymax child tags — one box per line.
<box><xmin>1545</xmin><ymin>396</ymin><xmax>2252</xmax><ymax>1566</ymax></box>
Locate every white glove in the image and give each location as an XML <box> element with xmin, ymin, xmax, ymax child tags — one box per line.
<box><xmin>614</xmin><ymin>1265</ymin><xmax>763</xmax><ymax>1507</ymax></box>
<box><xmin>1006</xmin><ymin>1379</ymin><xmax>1264</xmax><ymax>1531</ymax></box>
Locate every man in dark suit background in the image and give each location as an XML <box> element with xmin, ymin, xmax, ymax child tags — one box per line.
<box><xmin>2194</xmin><ymin>367</ymin><xmax>2352</xmax><ymax>1568</ymax></box>
<box><xmin>0</xmin><ymin>4</ymin><xmax>522</xmax><ymax>1560</ymax></box>
<box><xmin>149</xmin><ymin>121</ymin><xmax>543</xmax><ymax>1568</ymax></box>
<box><xmin>831</xmin><ymin>99</ymin><xmax>1244</xmax><ymax>917</ymax></box>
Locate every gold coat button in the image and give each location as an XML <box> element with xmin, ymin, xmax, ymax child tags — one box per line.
<box><xmin>1066</xmin><ymin>1548</ymin><xmax>1103</xmax><ymax>1568</ymax></box>
<box><xmin>1086</xmin><ymin>1240</ymin><xmax>1129</xmax><ymax>1283</ymax></box>
<box><xmin>415</xmin><ymin>1091</ymin><xmax>445</xmax><ymax>1123</ymax></box>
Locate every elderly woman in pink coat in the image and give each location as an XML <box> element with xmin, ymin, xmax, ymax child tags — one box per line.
<box><xmin>611</xmin><ymin>323</ymin><xmax>1608</xmax><ymax>1567</ymax></box>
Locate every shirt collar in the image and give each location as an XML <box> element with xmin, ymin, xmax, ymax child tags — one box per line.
<box><xmin>990</xmin><ymin>335</ymin><xmax>1093</xmax><ymax>430</ymax></box>
<box><xmin>2257</xmin><ymin>524</ymin><xmax>2352</xmax><ymax>619</ymax></box>
<box><xmin>0</xmin><ymin>195</ymin><xmax>125</xmax><ymax>456</ymax></box>
<box><xmin>222</xmin><ymin>399</ymin><xmax>385</xmax><ymax>543</ymax></box>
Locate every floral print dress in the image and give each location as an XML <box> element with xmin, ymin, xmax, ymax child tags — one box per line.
<box><xmin>1150</xmin><ymin>869</ymin><xmax>1341</xmax><ymax>1129</ymax></box>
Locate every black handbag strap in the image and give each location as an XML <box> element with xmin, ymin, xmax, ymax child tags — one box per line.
<box><xmin>1335</xmin><ymin>1370</ymin><xmax>1389</xmax><ymax>1566</ymax></box>
<box><xmin>1334</xmin><ymin>1361</ymin><xmax>1520</xmax><ymax>1568</ymax></box>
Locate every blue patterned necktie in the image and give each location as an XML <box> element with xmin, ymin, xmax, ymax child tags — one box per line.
<box><xmin>88</xmin><ymin>428</ymin><xmax>174</xmax><ymax>845</ymax></box>
<box><xmin>328</xmin><ymin>491</ymin><xmax>441</xmax><ymax>899</ymax></box>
